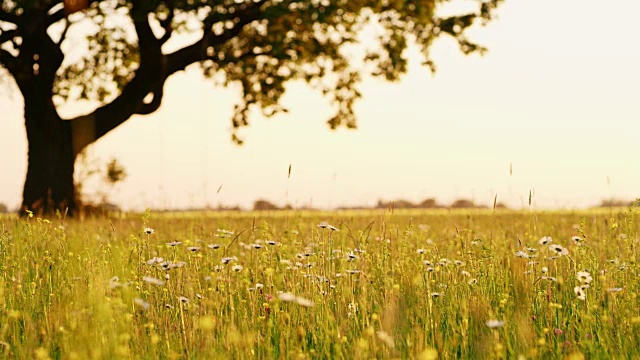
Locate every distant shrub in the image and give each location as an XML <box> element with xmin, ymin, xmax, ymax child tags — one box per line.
<box><xmin>417</xmin><ymin>198</ymin><xmax>441</xmax><ymax>208</ymax></box>
<box><xmin>375</xmin><ymin>198</ymin><xmax>444</xmax><ymax>209</ymax></box>
<box><xmin>375</xmin><ymin>199</ymin><xmax>415</xmax><ymax>209</ymax></box>
<box><xmin>450</xmin><ymin>199</ymin><xmax>487</xmax><ymax>209</ymax></box>
<box><xmin>598</xmin><ymin>199</ymin><xmax>635</xmax><ymax>208</ymax></box>
<box><xmin>253</xmin><ymin>199</ymin><xmax>279</xmax><ymax>211</ymax></box>
<box><xmin>494</xmin><ymin>202</ymin><xmax>509</xmax><ymax>209</ymax></box>
<box><xmin>213</xmin><ymin>205</ymin><xmax>242</xmax><ymax>212</ymax></box>
<box><xmin>0</xmin><ymin>203</ymin><xmax>8</xmax><ymax>213</ymax></box>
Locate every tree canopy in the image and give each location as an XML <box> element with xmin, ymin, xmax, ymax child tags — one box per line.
<box><xmin>2</xmin><ymin>0</ymin><xmax>501</xmax><ymax>140</ymax></box>
<box><xmin>0</xmin><ymin>0</ymin><xmax>502</xmax><ymax>215</ymax></box>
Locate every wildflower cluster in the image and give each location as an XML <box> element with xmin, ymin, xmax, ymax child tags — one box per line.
<box><xmin>2</xmin><ymin>211</ymin><xmax>638</xmax><ymax>359</ymax></box>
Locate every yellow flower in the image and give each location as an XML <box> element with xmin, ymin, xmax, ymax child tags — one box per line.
<box><xmin>419</xmin><ymin>348</ymin><xmax>438</xmax><ymax>360</ymax></box>
<box><xmin>34</xmin><ymin>348</ymin><xmax>50</xmax><ymax>360</ymax></box>
<box><xmin>565</xmin><ymin>352</ymin><xmax>585</xmax><ymax>360</ymax></box>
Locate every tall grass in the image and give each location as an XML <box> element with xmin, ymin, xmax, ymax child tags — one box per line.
<box><xmin>0</xmin><ymin>208</ymin><xmax>638</xmax><ymax>359</ymax></box>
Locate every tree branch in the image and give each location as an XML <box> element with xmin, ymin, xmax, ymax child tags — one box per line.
<box><xmin>158</xmin><ymin>0</ymin><xmax>175</xmax><ymax>45</ymax></box>
<box><xmin>0</xmin><ymin>29</ymin><xmax>17</xmax><ymax>45</ymax></box>
<box><xmin>56</xmin><ymin>19</ymin><xmax>70</xmax><ymax>45</ymax></box>
<box><xmin>166</xmin><ymin>0</ymin><xmax>268</xmax><ymax>76</ymax></box>
<box><xmin>135</xmin><ymin>84</ymin><xmax>164</xmax><ymax>115</ymax></box>
<box><xmin>0</xmin><ymin>10</ymin><xmax>20</xmax><ymax>25</ymax></box>
<box><xmin>0</xmin><ymin>48</ymin><xmax>17</xmax><ymax>75</ymax></box>
<box><xmin>69</xmin><ymin>0</ymin><xmax>269</xmax><ymax>154</ymax></box>
<box><xmin>47</xmin><ymin>0</ymin><xmax>103</xmax><ymax>26</ymax></box>
<box><xmin>46</xmin><ymin>8</ymin><xmax>66</xmax><ymax>26</ymax></box>
<box><xmin>69</xmin><ymin>6</ymin><xmax>164</xmax><ymax>155</ymax></box>
<box><xmin>46</xmin><ymin>0</ymin><xmax>64</xmax><ymax>11</ymax></box>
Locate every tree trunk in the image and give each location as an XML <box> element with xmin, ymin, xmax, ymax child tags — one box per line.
<box><xmin>13</xmin><ymin>20</ymin><xmax>76</xmax><ymax>217</ymax></box>
<box><xmin>21</xmin><ymin>88</ymin><xmax>77</xmax><ymax>216</ymax></box>
<box><xmin>12</xmin><ymin>7</ymin><xmax>165</xmax><ymax>217</ymax></box>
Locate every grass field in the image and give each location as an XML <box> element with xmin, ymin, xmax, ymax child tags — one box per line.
<box><xmin>1</xmin><ymin>208</ymin><xmax>639</xmax><ymax>359</ymax></box>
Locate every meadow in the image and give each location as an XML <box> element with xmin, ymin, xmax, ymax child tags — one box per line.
<box><xmin>0</xmin><ymin>208</ymin><xmax>638</xmax><ymax>359</ymax></box>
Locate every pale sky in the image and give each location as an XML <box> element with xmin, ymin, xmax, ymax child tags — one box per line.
<box><xmin>1</xmin><ymin>0</ymin><xmax>640</xmax><ymax>211</ymax></box>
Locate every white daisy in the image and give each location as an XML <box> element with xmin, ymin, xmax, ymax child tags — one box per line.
<box><xmin>163</xmin><ymin>261</ymin><xmax>186</xmax><ymax>270</ymax></box>
<box><xmin>108</xmin><ymin>276</ymin><xmax>121</xmax><ymax>289</ymax></box>
<box><xmin>576</xmin><ymin>271</ymin><xmax>593</xmax><ymax>284</ymax></box>
<box><xmin>376</xmin><ymin>331</ymin><xmax>395</xmax><ymax>349</ymax></box>
<box><xmin>295</xmin><ymin>296</ymin><xmax>315</xmax><ymax>307</ymax></box>
<box><xmin>549</xmin><ymin>244</ymin><xmax>569</xmax><ymax>256</ymax></box>
<box><xmin>538</xmin><ymin>236</ymin><xmax>552</xmax><ymax>245</ymax></box>
<box><xmin>146</xmin><ymin>257</ymin><xmax>165</xmax><ymax>265</ymax></box>
<box><xmin>346</xmin><ymin>252</ymin><xmax>359</xmax><ymax>260</ymax></box>
<box><xmin>215</xmin><ymin>229</ymin><xmax>234</xmax><ymax>237</ymax></box>
<box><xmin>277</xmin><ymin>292</ymin><xmax>297</xmax><ymax>302</ymax></box>
<box><xmin>232</xmin><ymin>264</ymin><xmax>244</xmax><ymax>272</ymax></box>
<box><xmin>318</xmin><ymin>222</ymin><xmax>338</xmax><ymax>231</ymax></box>
<box><xmin>485</xmin><ymin>320</ymin><xmax>505</xmax><ymax>328</ymax></box>
<box><xmin>142</xmin><ymin>276</ymin><xmax>165</xmax><ymax>286</ymax></box>
<box><xmin>134</xmin><ymin>298</ymin><xmax>150</xmax><ymax>310</ymax></box>
<box><xmin>221</xmin><ymin>256</ymin><xmax>238</xmax><ymax>264</ymax></box>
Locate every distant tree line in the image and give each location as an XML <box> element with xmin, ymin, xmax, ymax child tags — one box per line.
<box><xmin>1</xmin><ymin>197</ymin><xmax>637</xmax><ymax>215</ymax></box>
<box><xmin>597</xmin><ymin>199</ymin><xmax>638</xmax><ymax>208</ymax></box>
<box><xmin>254</xmin><ymin>198</ymin><xmax>508</xmax><ymax>211</ymax></box>
<box><xmin>371</xmin><ymin>198</ymin><xmax>509</xmax><ymax>210</ymax></box>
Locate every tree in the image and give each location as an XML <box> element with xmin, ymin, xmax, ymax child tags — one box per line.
<box><xmin>0</xmin><ymin>0</ymin><xmax>503</xmax><ymax>215</ymax></box>
<box><xmin>417</xmin><ymin>198</ymin><xmax>440</xmax><ymax>208</ymax></box>
<box><xmin>450</xmin><ymin>199</ymin><xmax>486</xmax><ymax>209</ymax></box>
<box><xmin>597</xmin><ymin>198</ymin><xmax>634</xmax><ymax>208</ymax></box>
<box><xmin>253</xmin><ymin>199</ymin><xmax>279</xmax><ymax>211</ymax></box>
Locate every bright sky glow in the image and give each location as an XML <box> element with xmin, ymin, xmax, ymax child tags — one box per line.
<box><xmin>1</xmin><ymin>0</ymin><xmax>639</xmax><ymax>210</ymax></box>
